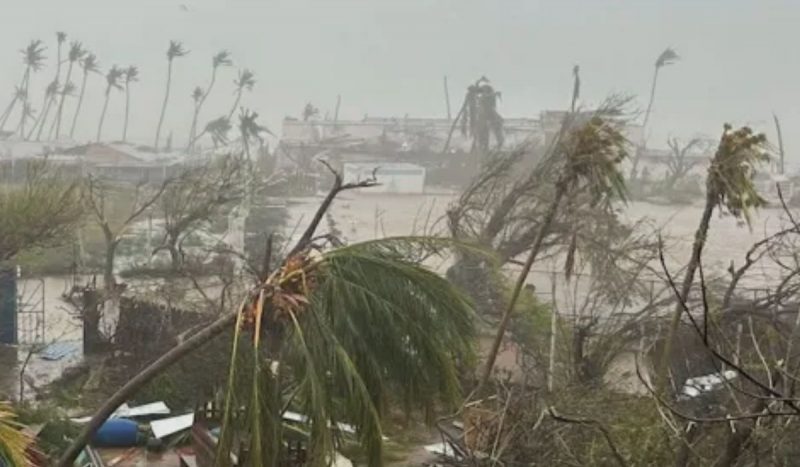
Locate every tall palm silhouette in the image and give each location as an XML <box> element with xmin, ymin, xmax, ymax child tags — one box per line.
<box><xmin>227</xmin><ymin>68</ymin><xmax>255</xmax><ymax>121</ymax></box>
<box><xmin>629</xmin><ymin>47</ymin><xmax>679</xmax><ymax>178</ymax></box>
<box><xmin>69</xmin><ymin>53</ymin><xmax>100</xmax><ymax>139</ymax></box>
<box><xmin>0</xmin><ymin>39</ymin><xmax>46</xmax><ymax>133</ymax></box>
<box><xmin>29</xmin><ymin>32</ymin><xmax>65</xmax><ymax>140</ymax></box>
<box><xmin>120</xmin><ymin>65</ymin><xmax>138</xmax><ymax>142</ymax></box>
<box><xmin>154</xmin><ymin>40</ymin><xmax>188</xmax><ymax>151</ymax></box>
<box><xmin>51</xmin><ymin>41</ymin><xmax>85</xmax><ymax>139</ymax></box>
<box><xmin>96</xmin><ymin>66</ymin><xmax>124</xmax><ymax>142</ymax></box>
<box><xmin>188</xmin><ymin>50</ymin><xmax>232</xmax><ymax>150</ymax></box>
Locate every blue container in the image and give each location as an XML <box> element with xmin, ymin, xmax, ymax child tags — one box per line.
<box><xmin>92</xmin><ymin>418</ymin><xmax>139</xmax><ymax>447</ymax></box>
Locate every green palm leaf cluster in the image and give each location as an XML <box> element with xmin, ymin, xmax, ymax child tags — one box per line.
<box><xmin>706</xmin><ymin>124</ymin><xmax>769</xmax><ymax>224</ymax></box>
<box><xmin>217</xmin><ymin>238</ymin><xmax>476</xmax><ymax>467</ymax></box>
<box><xmin>0</xmin><ymin>401</ymin><xmax>33</xmax><ymax>467</ymax></box>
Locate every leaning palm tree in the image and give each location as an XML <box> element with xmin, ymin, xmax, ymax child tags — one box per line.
<box><xmin>629</xmin><ymin>47</ymin><xmax>679</xmax><ymax>178</ymax></box>
<box><xmin>52</xmin><ymin>41</ymin><xmax>85</xmax><ymax>139</ymax></box>
<box><xmin>120</xmin><ymin>65</ymin><xmax>138</xmax><ymax>142</ymax></box>
<box><xmin>0</xmin><ymin>401</ymin><xmax>33</xmax><ymax>467</ymax></box>
<box><xmin>189</xmin><ymin>85</ymin><xmax>204</xmax><ymax>140</ymax></box>
<box><xmin>655</xmin><ymin>124</ymin><xmax>768</xmax><ymax>391</ymax></box>
<box><xmin>69</xmin><ymin>52</ymin><xmax>100</xmax><ymax>139</ymax></box>
<box><xmin>227</xmin><ymin>68</ymin><xmax>255</xmax><ymax>120</ymax></box>
<box><xmin>154</xmin><ymin>40</ymin><xmax>189</xmax><ymax>151</ymax></box>
<box><xmin>0</xmin><ymin>39</ymin><xmax>46</xmax><ymax>133</ymax></box>
<box><xmin>477</xmin><ymin>97</ymin><xmax>630</xmax><ymax>393</ymax></box>
<box><xmin>238</xmin><ymin>108</ymin><xmax>273</xmax><ymax>158</ymax></box>
<box><xmin>57</xmin><ymin>179</ymin><xmax>477</xmax><ymax>467</ymax></box>
<box><xmin>188</xmin><ymin>50</ymin><xmax>232</xmax><ymax>150</ymax></box>
<box><xmin>28</xmin><ymin>31</ymin><xmax>66</xmax><ymax>140</ymax></box>
<box><xmin>95</xmin><ymin>66</ymin><xmax>124</xmax><ymax>142</ymax></box>
<box><xmin>188</xmin><ymin>115</ymin><xmax>231</xmax><ymax>149</ymax></box>
<box><xmin>442</xmin><ymin>76</ymin><xmax>504</xmax><ymax>154</ymax></box>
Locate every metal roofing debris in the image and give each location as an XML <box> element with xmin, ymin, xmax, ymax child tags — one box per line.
<box><xmin>39</xmin><ymin>340</ymin><xmax>81</xmax><ymax>361</ymax></box>
<box><xmin>150</xmin><ymin>413</ymin><xmax>195</xmax><ymax>439</ymax></box>
<box><xmin>679</xmin><ymin>370</ymin><xmax>738</xmax><ymax>399</ymax></box>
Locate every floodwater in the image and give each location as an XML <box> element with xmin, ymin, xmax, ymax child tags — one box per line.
<box><xmin>0</xmin><ymin>192</ymin><xmax>792</xmax><ymax>400</ymax></box>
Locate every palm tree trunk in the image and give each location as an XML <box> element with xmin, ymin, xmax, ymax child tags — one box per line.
<box><xmin>34</xmin><ymin>95</ymin><xmax>57</xmax><ymax>141</ymax></box>
<box><xmin>15</xmin><ymin>71</ymin><xmax>32</xmax><ymax>137</ymax></box>
<box><xmin>476</xmin><ymin>180</ymin><xmax>568</xmax><ymax>394</ymax></box>
<box><xmin>656</xmin><ymin>189</ymin><xmax>716</xmax><ymax>392</ymax></box>
<box><xmin>187</xmin><ymin>106</ymin><xmax>201</xmax><ymax>151</ymax></box>
<box><xmin>0</xmin><ymin>69</ymin><xmax>29</xmax><ymax>132</ymax></box>
<box><xmin>629</xmin><ymin>66</ymin><xmax>661</xmax><ymax>179</ymax></box>
<box><xmin>189</xmin><ymin>68</ymin><xmax>217</xmax><ymax>151</ymax></box>
<box><xmin>154</xmin><ymin>60</ymin><xmax>173</xmax><ymax>151</ymax></box>
<box><xmin>228</xmin><ymin>89</ymin><xmax>242</xmax><ymax>121</ymax></box>
<box><xmin>96</xmin><ymin>89</ymin><xmax>111</xmax><ymax>142</ymax></box>
<box><xmin>55</xmin><ymin>309</ymin><xmax>238</xmax><ymax>467</ymax></box>
<box><xmin>0</xmin><ymin>95</ymin><xmax>19</xmax><ymax>131</ymax></box>
<box><xmin>28</xmin><ymin>92</ymin><xmax>51</xmax><ymax>140</ymax></box>
<box><xmin>53</xmin><ymin>61</ymin><xmax>76</xmax><ymax>139</ymax></box>
<box><xmin>442</xmin><ymin>99</ymin><xmax>467</xmax><ymax>154</ymax></box>
<box><xmin>70</xmin><ymin>71</ymin><xmax>89</xmax><ymax>139</ymax></box>
<box><xmin>122</xmin><ymin>83</ymin><xmax>131</xmax><ymax>142</ymax></box>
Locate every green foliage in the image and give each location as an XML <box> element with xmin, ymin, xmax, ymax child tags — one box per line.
<box><xmin>707</xmin><ymin>124</ymin><xmax>769</xmax><ymax>225</ymax></box>
<box><xmin>217</xmin><ymin>237</ymin><xmax>477</xmax><ymax>467</ymax></box>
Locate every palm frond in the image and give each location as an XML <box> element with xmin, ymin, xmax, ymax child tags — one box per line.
<box><xmin>123</xmin><ymin>65</ymin><xmax>139</xmax><ymax>83</ymax></box>
<box><xmin>67</xmin><ymin>41</ymin><xmax>85</xmax><ymax>63</ymax></box>
<box><xmin>21</xmin><ymin>40</ymin><xmax>46</xmax><ymax>71</ymax></box>
<box><xmin>167</xmin><ymin>40</ymin><xmax>189</xmax><ymax>60</ymax></box>
<box><xmin>0</xmin><ymin>401</ymin><xmax>33</xmax><ymax>467</ymax></box>
<box><xmin>213</xmin><ymin>50</ymin><xmax>233</xmax><ymax>68</ymax></box>
<box><xmin>707</xmin><ymin>124</ymin><xmax>769</xmax><ymax>225</ymax></box>
<box><xmin>655</xmin><ymin>47</ymin><xmax>679</xmax><ymax>68</ymax></box>
<box><xmin>82</xmin><ymin>54</ymin><xmax>100</xmax><ymax>74</ymax></box>
<box><xmin>234</xmin><ymin>69</ymin><xmax>256</xmax><ymax>92</ymax></box>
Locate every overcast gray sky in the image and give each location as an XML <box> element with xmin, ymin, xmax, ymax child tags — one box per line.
<box><xmin>2</xmin><ymin>0</ymin><xmax>797</xmax><ymax>157</ymax></box>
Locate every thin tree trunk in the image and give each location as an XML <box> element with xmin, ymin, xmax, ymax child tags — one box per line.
<box><xmin>70</xmin><ymin>71</ymin><xmax>89</xmax><ymax>139</ymax></box>
<box><xmin>122</xmin><ymin>83</ymin><xmax>131</xmax><ymax>142</ymax></box>
<box><xmin>55</xmin><ymin>309</ymin><xmax>238</xmax><ymax>467</ymax></box>
<box><xmin>154</xmin><ymin>61</ymin><xmax>173</xmax><ymax>151</ymax></box>
<box><xmin>656</xmin><ymin>189</ymin><xmax>716</xmax><ymax>391</ymax></box>
<box><xmin>0</xmin><ymin>95</ymin><xmax>19</xmax><ymax>131</ymax></box>
<box><xmin>228</xmin><ymin>90</ymin><xmax>242</xmax><ymax>121</ymax></box>
<box><xmin>53</xmin><ymin>61</ymin><xmax>76</xmax><ymax>138</ymax></box>
<box><xmin>29</xmin><ymin>92</ymin><xmax>51</xmax><ymax>140</ymax></box>
<box><xmin>189</xmin><ymin>68</ymin><xmax>218</xmax><ymax>151</ymax></box>
<box><xmin>442</xmin><ymin>99</ymin><xmax>467</xmax><ymax>154</ymax></box>
<box><xmin>476</xmin><ymin>181</ymin><xmax>567</xmax><ymax>394</ymax></box>
<box><xmin>103</xmin><ymin>238</ymin><xmax>118</xmax><ymax>293</ymax></box>
<box><xmin>0</xmin><ymin>69</ymin><xmax>28</xmax><ymax>132</ymax></box>
<box><xmin>629</xmin><ymin>66</ymin><xmax>660</xmax><ymax>179</ymax></box>
<box><xmin>443</xmin><ymin>76</ymin><xmax>452</xmax><ymax>120</ymax></box>
<box><xmin>35</xmin><ymin>95</ymin><xmax>57</xmax><ymax>141</ymax></box>
<box><xmin>773</xmin><ymin>113</ymin><xmax>785</xmax><ymax>175</ymax></box>
<box><xmin>15</xmin><ymin>71</ymin><xmax>33</xmax><ymax>138</ymax></box>
<box><xmin>96</xmin><ymin>90</ymin><xmax>111</xmax><ymax>142</ymax></box>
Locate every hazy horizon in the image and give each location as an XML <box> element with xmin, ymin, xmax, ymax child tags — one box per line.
<box><xmin>1</xmin><ymin>0</ymin><xmax>797</xmax><ymax>160</ymax></box>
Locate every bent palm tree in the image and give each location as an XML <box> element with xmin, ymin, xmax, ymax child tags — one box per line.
<box><xmin>29</xmin><ymin>32</ymin><xmax>65</xmax><ymax>140</ymax></box>
<box><xmin>655</xmin><ymin>125</ymin><xmax>768</xmax><ymax>391</ymax></box>
<box><xmin>188</xmin><ymin>50</ymin><xmax>232</xmax><ymax>150</ymax></box>
<box><xmin>154</xmin><ymin>40</ymin><xmax>188</xmax><ymax>151</ymax></box>
<box><xmin>188</xmin><ymin>116</ymin><xmax>231</xmax><ymax>149</ymax></box>
<box><xmin>120</xmin><ymin>65</ymin><xmax>139</xmax><ymax>142</ymax></box>
<box><xmin>629</xmin><ymin>47</ymin><xmax>679</xmax><ymax>178</ymax></box>
<box><xmin>96</xmin><ymin>66</ymin><xmax>124</xmax><ymax>142</ymax></box>
<box><xmin>52</xmin><ymin>41</ymin><xmax>85</xmax><ymax>139</ymax></box>
<box><xmin>228</xmin><ymin>68</ymin><xmax>255</xmax><ymax>120</ymax></box>
<box><xmin>238</xmin><ymin>108</ymin><xmax>273</xmax><ymax>159</ymax></box>
<box><xmin>477</xmin><ymin>97</ymin><xmax>630</xmax><ymax>393</ymax></box>
<box><xmin>0</xmin><ymin>401</ymin><xmax>33</xmax><ymax>467</ymax></box>
<box><xmin>1</xmin><ymin>40</ymin><xmax>46</xmax><ymax>133</ymax></box>
<box><xmin>69</xmin><ymin>52</ymin><xmax>100</xmax><ymax>139</ymax></box>
<box><xmin>57</xmin><ymin>175</ymin><xmax>477</xmax><ymax>467</ymax></box>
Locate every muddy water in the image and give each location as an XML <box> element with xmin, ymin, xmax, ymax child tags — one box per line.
<box><xmin>0</xmin><ymin>192</ymin><xmax>789</xmax><ymax>399</ymax></box>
